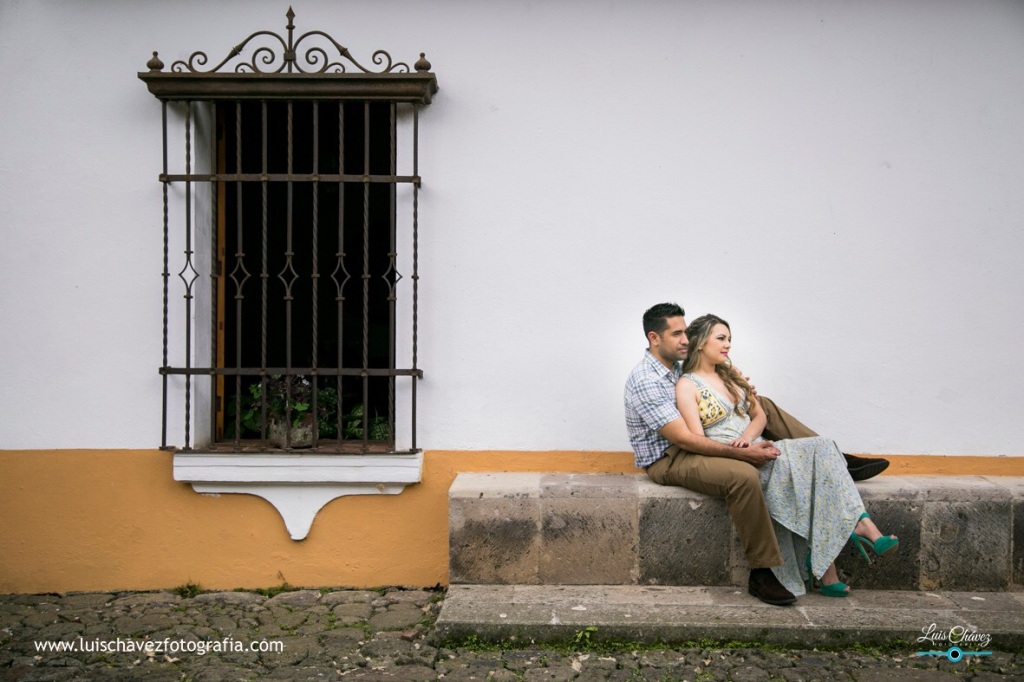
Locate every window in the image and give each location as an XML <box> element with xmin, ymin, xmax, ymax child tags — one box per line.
<box><xmin>140</xmin><ymin>9</ymin><xmax>436</xmax><ymax>455</ymax></box>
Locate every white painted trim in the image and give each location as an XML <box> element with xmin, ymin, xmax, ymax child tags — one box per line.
<box><xmin>173</xmin><ymin>453</ymin><xmax>423</xmax><ymax>540</ymax></box>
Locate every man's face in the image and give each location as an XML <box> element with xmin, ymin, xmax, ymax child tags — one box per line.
<box><xmin>648</xmin><ymin>315</ymin><xmax>688</xmax><ymax>368</ymax></box>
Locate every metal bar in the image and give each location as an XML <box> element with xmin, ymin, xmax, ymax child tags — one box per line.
<box><xmin>259</xmin><ymin>99</ymin><xmax>269</xmax><ymax>447</ymax></box>
<box><xmin>335</xmin><ymin>102</ymin><xmax>346</xmax><ymax>452</ymax></box>
<box><xmin>412</xmin><ymin>104</ymin><xmax>420</xmax><ymax>451</ymax></box>
<box><xmin>160</xmin><ymin>101</ymin><xmax>170</xmax><ymax>449</ymax></box>
<box><xmin>311</xmin><ymin>100</ymin><xmax>320</xmax><ymax>447</ymax></box>
<box><xmin>284</xmin><ymin>100</ymin><xmax>295</xmax><ymax>448</ymax></box>
<box><xmin>233</xmin><ymin>100</ymin><xmax>245</xmax><ymax>448</ymax></box>
<box><xmin>165</xmin><ymin>173</ymin><xmax>418</xmax><ymax>183</ymax></box>
<box><xmin>361</xmin><ymin>101</ymin><xmax>370</xmax><ymax>449</ymax></box>
<box><xmin>183</xmin><ymin>100</ymin><xmax>194</xmax><ymax>450</ymax></box>
<box><xmin>162</xmin><ymin>367</ymin><xmax>423</xmax><ymax>377</ymax></box>
<box><xmin>387</xmin><ymin>101</ymin><xmax>397</xmax><ymax>445</ymax></box>
<box><xmin>210</xmin><ymin>100</ymin><xmax>220</xmax><ymax>448</ymax></box>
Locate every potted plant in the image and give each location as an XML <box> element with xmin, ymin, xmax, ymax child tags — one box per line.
<box><xmin>227</xmin><ymin>375</ymin><xmax>390</xmax><ymax>447</ymax></box>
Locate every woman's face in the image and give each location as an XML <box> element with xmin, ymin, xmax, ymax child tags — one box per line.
<box><xmin>699</xmin><ymin>323</ymin><xmax>732</xmax><ymax>366</ymax></box>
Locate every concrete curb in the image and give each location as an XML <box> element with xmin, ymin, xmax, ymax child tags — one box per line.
<box><xmin>435</xmin><ymin>585</ymin><xmax>1024</xmax><ymax>652</ymax></box>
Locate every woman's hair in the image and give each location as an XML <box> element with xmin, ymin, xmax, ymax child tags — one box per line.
<box><xmin>682</xmin><ymin>314</ymin><xmax>758</xmax><ymax>415</ymax></box>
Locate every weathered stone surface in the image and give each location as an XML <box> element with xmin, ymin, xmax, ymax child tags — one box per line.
<box><xmin>191</xmin><ymin>590</ymin><xmax>267</xmax><ymax>605</ymax></box>
<box><xmin>368</xmin><ymin>604</ymin><xmax>427</xmax><ymax>631</ymax></box>
<box><xmin>639</xmin><ymin>494</ymin><xmax>731</xmax><ymax>586</ymax></box>
<box><xmin>265</xmin><ymin>590</ymin><xmax>322</xmax><ymax>607</ymax></box>
<box><xmin>321</xmin><ymin>589</ymin><xmax>380</xmax><ymax>605</ymax></box>
<box><xmin>921</xmin><ymin>500</ymin><xmax>1012</xmax><ymax>590</ymax></box>
<box><xmin>539</xmin><ymin>496</ymin><xmax>638</xmax><ymax>584</ymax></box>
<box><xmin>15</xmin><ymin>582</ymin><xmax>1018</xmax><ymax>682</ymax></box>
<box><xmin>991</xmin><ymin>477</ymin><xmax>1024</xmax><ymax>589</ymax></box>
<box><xmin>108</xmin><ymin>592</ymin><xmax>180</xmax><ymax>607</ymax></box>
<box><xmin>380</xmin><ymin>590</ymin><xmax>436</xmax><ymax>605</ymax></box>
<box><xmin>449</xmin><ymin>472</ymin><xmax>542</xmax><ymax>498</ymax></box>
<box><xmin>449</xmin><ymin>496</ymin><xmax>541</xmax><ymax>584</ymax></box>
<box><xmin>450</xmin><ymin>473</ymin><xmax>1024</xmax><ymax>592</ymax></box>
<box><xmin>1015</xmin><ymin>498</ymin><xmax>1024</xmax><ymax>588</ymax></box>
<box><xmin>840</xmin><ymin>499</ymin><xmax>922</xmax><ymax>590</ymax></box>
<box><xmin>58</xmin><ymin>593</ymin><xmax>115</xmax><ymax>608</ymax></box>
<box><xmin>539</xmin><ymin>473</ymin><xmax>639</xmax><ymax>499</ymax></box>
<box><xmin>334</xmin><ymin>602</ymin><xmax>375</xmax><ymax>619</ymax></box>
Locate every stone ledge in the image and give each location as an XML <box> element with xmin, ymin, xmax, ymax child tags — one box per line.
<box><xmin>435</xmin><ymin>584</ymin><xmax>1024</xmax><ymax>649</ymax></box>
<box><xmin>448</xmin><ymin>473</ymin><xmax>1024</xmax><ymax>591</ymax></box>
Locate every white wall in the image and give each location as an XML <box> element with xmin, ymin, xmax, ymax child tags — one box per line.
<box><xmin>1</xmin><ymin>0</ymin><xmax>1022</xmax><ymax>455</ymax></box>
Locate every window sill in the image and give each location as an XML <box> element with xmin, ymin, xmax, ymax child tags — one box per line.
<box><xmin>173</xmin><ymin>452</ymin><xmax>423</xmax><ymax>540</ymax></box>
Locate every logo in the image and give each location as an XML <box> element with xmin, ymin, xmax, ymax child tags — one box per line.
<box><xmin>916</xmin><ymin>623</ymin><xmax>993</xmax><ymax>662</ymax></box>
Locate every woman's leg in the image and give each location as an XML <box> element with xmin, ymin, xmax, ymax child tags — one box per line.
<box><xmin>820</xmin><ymin>562</ymin><xmax>848</xmax><ymax>592</ymax></box>
<box><xmin>853</xmin><ymin>515</ymin><xmax>898</xmax><ymax>545</ymax></box>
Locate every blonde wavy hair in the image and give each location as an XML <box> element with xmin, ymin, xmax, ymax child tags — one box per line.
<box><xmin>682</xmin><ymin>314</ymin><xmax>758</xmax><ymax>416</ymax></box>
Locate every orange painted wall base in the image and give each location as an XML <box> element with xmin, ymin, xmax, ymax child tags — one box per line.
<box><xmin>0</xmin><ymin>449</ymin><xmax>1019</xmax><ymax>594</ymax></box>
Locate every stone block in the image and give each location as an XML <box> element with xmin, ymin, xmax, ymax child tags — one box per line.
<box><xmin>538</xmin><ymin>495</ymin><xmax>638</xmax><ymax>584</ymax></box>
<box><xmin>539</xmin><ymin>473</ymin><xmax>640</xmax><ymax>498</ymax></box>
<box><xmin>638</xmin><ymin>493</ymin><xmax>731</xmax><ymax>586</ymax></box>
<box><xmin>447</xmin><ymin>473</ymin><xmax>1024</xmax><ymax>591</ymax></box>
<box><xmin>910</xmin><ymin>476</ymin><xmax>1012</xmax><ymax>502</ymax></box>
<box><xmin>449</xmin><ymin>495</ymin><xmax>541</xmax><ymax>585</ymax></box>
<box><xmin>449</xmin><ymin>472</ymin><xmax>543</xmax><ymax>498</ymax></box>
<box><xmin>839</xmin><ymin>499</ymin><xmax>923</xmax><ymax>590</ymax></box>
<box><xmin>985</xmin><ymin>477</ymin><xmax>1024</xmax><ymax>588</ymax></box>
<box><xmin>920</xmin><ymin>500</ymin><xmax>1012</xmax><ymax>590</ymax></box>
<box><xmin>1015</xmin><ymin>500</ymin><xmax>1024</xmax><ymax>588</ymax></box>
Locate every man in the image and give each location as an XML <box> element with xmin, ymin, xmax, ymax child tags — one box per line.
<box><xmin>623</xmin><ymin>303</ymin><xmax>889</xmax><ymax>606</ymax></box>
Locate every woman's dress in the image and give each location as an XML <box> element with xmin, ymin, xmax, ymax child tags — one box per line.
<box><xmin>684</xmin><ymin>373</ymin><xmax>865</xmax><ymax>596</ymax></box>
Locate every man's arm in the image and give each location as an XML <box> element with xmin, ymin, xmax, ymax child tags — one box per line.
<box><xmin>665</xmin><ymin>379</ymin><xmax>779</xmax><ymax>465</ymax></box>
<box><xmin>659</xmin><ymin>417</ymin><xmax>779</xmax><ymax>466</ymax></box>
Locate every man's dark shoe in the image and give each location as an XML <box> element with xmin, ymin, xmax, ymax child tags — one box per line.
<box><xmin>844</xmin><ymin>454</ymin><xmax>890</xmax><ymax>482</ymax></box>
<box><xmin>748</xmin><ymin>568</ymin><xmax>796</xmax><ymax>606</ymax></box>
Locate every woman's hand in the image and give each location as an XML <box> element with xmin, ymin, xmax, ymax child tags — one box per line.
<box><xmin>729</xmin><ymin>438</ymin><xmax>750</xmax><ymax>448</ymax></box>
<box><xmin>731</xmin><ymin>440</ymin><xmax>780</xmax><ymax>467</ymax></box>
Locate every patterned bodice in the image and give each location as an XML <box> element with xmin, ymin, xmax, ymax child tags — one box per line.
<box><xmin>682</xmin><ymin>373</ymin><xmax>754</xmax><ymax>444</ymax></box>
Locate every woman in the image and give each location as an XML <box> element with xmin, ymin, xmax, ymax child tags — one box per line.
<box><xmin>675</xmin><ymin>314</ymin><xmax>898</xmax><ymax>597</ymax></box>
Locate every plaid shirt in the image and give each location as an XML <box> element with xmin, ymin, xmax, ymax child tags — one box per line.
<box><xmin>624</xmin><ymin>350</ymin><xmax>684</xmax><ymax>468</ymax></box>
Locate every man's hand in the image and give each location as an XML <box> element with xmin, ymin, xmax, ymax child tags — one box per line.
<box><xmin>731</xmin><ymin>440</ymin><xmax>779</xmax><ymax>467</ymax></box>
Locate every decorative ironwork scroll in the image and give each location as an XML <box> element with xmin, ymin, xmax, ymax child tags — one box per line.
<box><xmin>165</xmin><ymin>7</ymin><xmax>426</xmax><ymax>75</ymax></box>
<box><xmin>139</xmin><ymin>7</ymin><xmax>437</xmax><ymax>103</ymax></box>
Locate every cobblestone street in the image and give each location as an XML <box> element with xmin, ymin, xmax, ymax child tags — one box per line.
<box><xmin>2</xmin><ymin>588</ymin><xmax>1022</xmax><ymax>680</ymax></box>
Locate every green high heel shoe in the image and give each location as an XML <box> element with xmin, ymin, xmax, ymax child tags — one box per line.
<box><xmin>851</xmin><ymin>512</ymin><xmax>899</xmax><ymax>562</ymax></box>
<box><xmin>806</xmin><ymin>554</ymin><xmax>849</xmax><ymax>597</ymax></box>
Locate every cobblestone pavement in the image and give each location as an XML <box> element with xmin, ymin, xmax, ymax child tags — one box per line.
<box><xmin>2</xmin><ymin>588</ymin><xmax>1022</xmax><ymax>681</ymax></box>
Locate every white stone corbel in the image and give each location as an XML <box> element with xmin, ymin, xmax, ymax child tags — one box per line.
<box><xmin>173</xmin><ymin>453</ymin><xmax>423</xmax><ymax>540</ymax></box>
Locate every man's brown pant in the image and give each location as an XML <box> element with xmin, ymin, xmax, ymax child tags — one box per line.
<box><xmin>759</xmin><ymin>396</ymin><xmax>818</xmax><ymax>441</ymax></box>
<box><xmin>644</xmin><ymin>395</ymin><xmax>816</xmax><ymax>569</ymax></box>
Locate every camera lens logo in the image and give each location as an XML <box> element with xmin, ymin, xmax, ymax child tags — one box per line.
<box><xmin>916</xmin><ymin>646</ymin><xmax>992</xmax><ymax>663</ymax></box>
<box><xmin>916</xmin><ymin>624</ymin><xmax>994</xmax><ymax>664</ymax></box>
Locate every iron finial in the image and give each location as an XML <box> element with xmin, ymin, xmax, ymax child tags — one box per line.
<box><xmin>414</xmin><ymin>53</ymin><xmax>431</xmax><ymax>72</ymax></box>
<box><xmin>147</xmin><ymin>51</ymin><xmax>165</xmax><ymax>72</ymax></box>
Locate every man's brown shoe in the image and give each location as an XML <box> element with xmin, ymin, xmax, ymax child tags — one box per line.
<box><xmin>844</xmin><ymin>454</ymin><xmax>890</xmax><ymax>482</ymax></box>
<box><xmin>748</xmin><ymin>568</ymin><xmax>797</xmax><ymax>606</ymax></box>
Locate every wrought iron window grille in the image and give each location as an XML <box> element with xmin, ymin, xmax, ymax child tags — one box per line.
<box><xmin>140</xmin><ymin>8</ymin><xmax>435</xmax><ymax>455</ymax></box>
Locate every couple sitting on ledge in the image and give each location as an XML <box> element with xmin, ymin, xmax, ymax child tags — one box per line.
<box><xmin>624</xmin><ymin>303</ymin><xmax>898</xmax><ymax>606</ymax></box>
